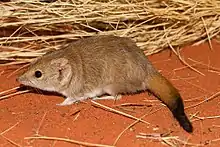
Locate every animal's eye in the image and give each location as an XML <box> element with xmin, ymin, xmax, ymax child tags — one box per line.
<box><xmin>35</xmin><ymin>70</ymin><xmax>42</xmax><ymax>78</ymax></box>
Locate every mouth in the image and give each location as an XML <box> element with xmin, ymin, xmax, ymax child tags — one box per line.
<box><xmin>17</xmin><ymin>76</ymin><xmax>33</xmax><ymax>87</ymax></box>
<box><xmin>17</xmin><ymin>75</ymin><xmax>25</xmax><ymax>83</ymax></box>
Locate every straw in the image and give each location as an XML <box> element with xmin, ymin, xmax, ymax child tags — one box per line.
<box><xmin>0</xmin><ymin>0</ymin><xmax>219</xmax><ymax>65</ymax></box>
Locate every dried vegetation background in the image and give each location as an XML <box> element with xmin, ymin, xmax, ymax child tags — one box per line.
<box><xmin>0</xmin><ymin>0</ymin><xmax>220</xmax><ymax>65</ymax></box>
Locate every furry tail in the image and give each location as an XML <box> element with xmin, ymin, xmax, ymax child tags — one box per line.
<box><xmin>147</xmin><ymin>72</ymin><xmax>193</xmax><ymax>132</ymax></box>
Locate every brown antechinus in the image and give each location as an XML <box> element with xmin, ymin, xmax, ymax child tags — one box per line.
<box><xmin>17</xmin><ymin>35</ymin><xmax>193</xmax><ymax>132</ymax></box>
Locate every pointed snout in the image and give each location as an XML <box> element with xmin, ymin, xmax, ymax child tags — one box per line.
<box><xmin>16</xmin><ymin>75</ymin><xmax>25</xmax><ymax>84</ymax></box>
<box><xmin>16</xmin><ymin>76</ymin><xmax>21</xmax><ymax>82</ymax></box>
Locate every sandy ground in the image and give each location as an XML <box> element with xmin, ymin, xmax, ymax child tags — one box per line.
<box><xmin>0</xmin><ymin>40</ymin><xmax>220</xmax><ymax>147</ymax></box>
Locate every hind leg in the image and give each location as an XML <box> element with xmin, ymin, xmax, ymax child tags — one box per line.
<box><xmin>92</xmin><ymin>81</ymin><xmax>145</xmax><ymax>101</ymax></box>
<box><xmin>105</xmin><ymin>81</ymin><xmax>145</xmax><ymax>94</ymax></box>
<box><xmin>91</xmin><ymin>84</ymin><xmax>124</xmax><ymax>101</ymax></box>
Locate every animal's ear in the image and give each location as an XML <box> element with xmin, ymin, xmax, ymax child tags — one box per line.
<box><xmin>50</xmin><ymin>58</ymin><xmax>72</xmax><ymax>86</ymax></box>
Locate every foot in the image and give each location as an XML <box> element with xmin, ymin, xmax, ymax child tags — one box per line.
<box><xmin>92</xmin><ymin>95</ymin><xmax>122</xmax><ymax>100</ymax></box>
<box><xmin>56</xmin><ymin>97</ymin><xmax>78</xmax><ymax>106</ymax></box>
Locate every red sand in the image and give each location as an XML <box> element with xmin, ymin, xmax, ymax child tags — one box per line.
<box><xmin>0</xmin><ymin>40</ymin><xmax>220</xmax><ymax>147</ymax></box>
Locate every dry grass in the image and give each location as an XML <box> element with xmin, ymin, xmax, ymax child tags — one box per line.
<box><xmin>0</xmin><ymin>0</ymin><xmax>220</xmax><ymax>65</ymax></box>
<box><xmin>136</xmin><ymin>132</ymin><xmax>203</xmax><ymax>146</ymax></box>
<box><xmin>25</xmin><ymin>136</ymin><xmax>115</xmax><ymax>147</ymax></box>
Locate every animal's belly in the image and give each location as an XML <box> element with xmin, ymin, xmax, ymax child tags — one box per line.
<box><xmin>83</xmin><ymin>88</ymin><xmax>104</xmax><ymax>98</ymax></box>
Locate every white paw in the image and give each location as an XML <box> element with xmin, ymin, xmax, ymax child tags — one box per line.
<box><xmin>56</xmin><ymin>97</ymin><xmax>77</xmax><ymax>106</ymax></box>
<box><xmin>92</xmin><ymin>95</ymin><xmax>122</xmax><ymax>100</ymax></box>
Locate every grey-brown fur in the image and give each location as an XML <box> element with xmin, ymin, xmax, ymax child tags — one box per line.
<box><xmin>17</xmin><ymin>35</ymin><xmax>192</xmax><ymax>132</ymax></box>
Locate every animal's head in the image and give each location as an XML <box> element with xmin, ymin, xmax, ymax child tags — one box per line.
<box><xmin>17</xmin><ymin>57</ymin><xmax>72</xmax><ymax>92</ymax></box>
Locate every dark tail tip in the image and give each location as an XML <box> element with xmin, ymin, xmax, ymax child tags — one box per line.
<box><xmin>174</xmin><ymin>112</ymin><xmax>193</xmax><ymax>133</ymax></box>
<box><xmin>172</xmin><ymin>97</ymin><xmax>193</xmax><ymax>133</ymax></box>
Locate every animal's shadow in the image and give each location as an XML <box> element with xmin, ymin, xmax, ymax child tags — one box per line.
<box><xmin>17</xmin><ymin>85</ymin><xmax>64</xmax><ymax>98</ymax></box>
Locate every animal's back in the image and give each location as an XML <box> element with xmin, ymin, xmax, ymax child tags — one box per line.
<box><xmin>67</xmin><ymin>35</ymin><xmax>152</xmax><ymax>87</ymax></box>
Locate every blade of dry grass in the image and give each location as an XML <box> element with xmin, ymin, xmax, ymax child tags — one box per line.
<box><xmin>0</xmin><ymin>121</ymin><xmax>22</xmax><ymax>147</ymax></box>
<box><xmin>0</xmin><ymin>90</ymin><xmax>30</xmax><ymax>100</ymax></box>
<box><xmin>1</xmin><ymin>135</ymin><xmax>22</xmax><ymax>147</ymax></box>
<box><xmin>0</xmin><ymin>87</ymin><xmax>20</xmax><ymax>96</ymax></box>
<box><xmin>0</xmin><ymin>122</ymin><xmax>20</xmax><ymax>135</ymax></box>
<box><xmin>136</xmin><ymin>133</ymin><xmax>204</xmax><ymax>146</ymax></box>
<box><xmin>186</xmin><ymin>91</ymin><xmax>220</xmax><ymax>109</ymax></box>
<box><xmin>113</xmin><ymin>107</ymin><xmax>162</xmax><ymax>146</ymax></box>
<box><xmin>91</xmin><ymin>100</ymin><xmax>150</xmax><ymax>125</ymax></box>
<box><xmin>24</xmin><ymin>136</ymin><xmax>115</xmax><ymax>147</ymax></box>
